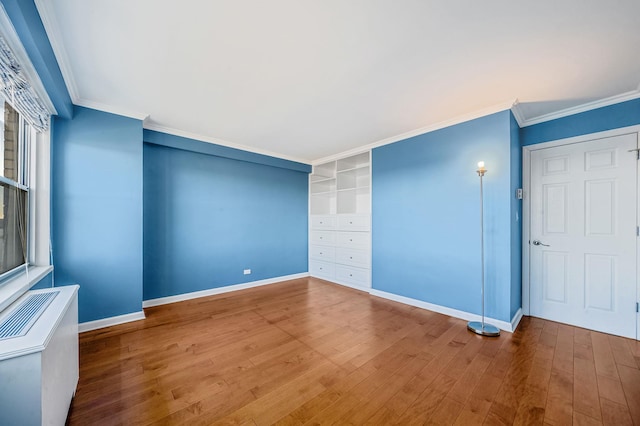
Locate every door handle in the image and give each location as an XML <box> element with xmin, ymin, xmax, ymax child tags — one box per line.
<box><xmin>532</xmin><ymin>240</ymin><xmax>550</xmax><ymax>247</ymax></box>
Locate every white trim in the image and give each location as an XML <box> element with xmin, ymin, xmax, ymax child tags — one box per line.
<box><xmin>312</xmin><ymin>99</ymin><xmax>518</xmax><ymax>165</ymax></box>
<box><xmin>636</xmin><ymin>137</ymin><xmax>639</xmax><ymax>339</ymax></box>
<box><xmin>0</xmin><ymin>265</ymin><xmax>53</xmax><ymax>313</ymax></box>
<box><xmin>511</xmin><ymin>308</ymin><xmax>523</xmax><ymax>332</ymax></box>
<box><xmin>368</xmin><ymin>288</ymin><xmax>519</xmax><ymax>333</ymax></box>
<box><xmin>78</xmin><ymin>311</ymin><xmax>145</xmax><ymax>333</ymax></box>
<box><xmin>33</xmin><ymin>0</ymin><xmax>80</xmax><ymax>103</ymax></box>
<box><xmin>33</xmin><ymin>130</ymin><xmax>51</xmax><ymax>267</ymax></box>
<box><xmin>510</xmin><ymin>99</ymin><xmax>526</xmax><ymax>127</ymax></box>
<box><xmin>143</xmin><ymin>122</ymin><xmax>311</xmax><ymax>165</ymax></box>
<box><xmin>522</xmin><ymin>147</ymin><xmax>531</xmax><ymax>316</ymax></box>
<box><xmin>142</xmin><ymin>272</ymin><xmax>309</xmax><ymax>308</ymax></box>
<box><xmin>74</xmin><ymin>98</ymin><xmax>149</xmax><ymax>121</ymax></box>
<box><xmin>519</xmin><ymin>90</ymin><xmax>640</xmax><ymax>127</ymax></box>
<box><xmin>0</xmin><ymin>4</ymin><xmax>57</xmax><ymax>115</ymax></box>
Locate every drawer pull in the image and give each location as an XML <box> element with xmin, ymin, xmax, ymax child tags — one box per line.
<box><xmin>349</xmin><ymin>256</ymin><xmax>353</xmax><ymax>259</ymax></box>
<box><xmin>349</xmin><ymin>221</ymin><xmax>353</xmax><ymax>224</ymax></box>
<box><xmin>320</xmin><ymin>221</ymin><xmax>323</xmax><ymax>224</ymax></box>
<box><xmin>320</xmin><ymin>252</ymin><xmax>323</xmax><ymax>255</ymax></box>
<box><xmin>349</xmin><ymin>239</ymin><xmax>353</xmax><ymax>242</ymax></box>
<box><xmin>349</xmin><ymin>274</ymin><xmax>353</xmax><ymax>277</ymax></box>
<box><xmin>320</xmin><ymin>237</ymin><xmax>323</xmax><ymax>239</ymax></box>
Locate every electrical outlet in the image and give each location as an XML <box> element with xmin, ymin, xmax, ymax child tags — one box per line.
<box><xmin>243</xmin><ymin>269</ymin><xmax>251</xmax><ymax>275</ymax></box>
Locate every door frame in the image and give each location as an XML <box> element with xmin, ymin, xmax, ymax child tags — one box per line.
<box><xmin>522</xmin><ymin>125</ymin><xmax>640</xmax><ymax>332</ymax></box>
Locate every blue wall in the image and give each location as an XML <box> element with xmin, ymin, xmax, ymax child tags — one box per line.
<box><xmin>372</xmin><ymin>110</ymin><xmax>519</xmax><ymax>322</ymax></box>
<box><xmin>30</xmin><ymin>271</ymin><xmax>53</xmax><ymax>290</ymax></box>
<box><xmin>52</xmin><ymin>106</ymin><xmax>143</xmax><ymax>323</ymax></box>
<box><xmin>521</xmin><ymin>98</ymin><xmax>640</xmax><ymax>146</ymax></box>
<box><xmin>143</xmin><ymin>142</ymin><xmax>309</xmax><ymax>301</ymax></box>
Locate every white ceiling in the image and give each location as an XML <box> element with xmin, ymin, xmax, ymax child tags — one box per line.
<box><xmin>35</xmin><ymin>0</ymin><xmax>640</xmax><ymax>163</ymax></box>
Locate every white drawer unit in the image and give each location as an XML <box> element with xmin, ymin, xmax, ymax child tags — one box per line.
<box><xmin>310</xmin><ymin>215</ymin><xmax>337</xmax><ymax>230</ymax></box>
<box><xmin>335</xmin><ymin>265</ymin><xmax>370</xmax><ymax>288</ymax></box>
<box><xmin>335</xmin><ymin>247</ymin><xmax>369</xmax><ymax>268</ymax></box>
<box><xmin>310</xmin><ymin>231</ymin><xmax>336</xmax><ymax>246</ymax></box>
<box><xmin>309</xmin><ymin>260</ymin><xmax>335</xmax><ymax>279</ymax></box>
<box><xmin>337</xmin><ymin>214</ymin><xmax>370</xmax><ymax>231</ymax></box>
<box><xmin>309</xmin><ymin>151</ymin><xmax>371</xmax><ymax>288</ymax></box>
<box><xmin>310</xmin><ymin>245</ymin><xmax>335</xmax><ymax>262</ymax></box>
<box><xmin>336</xmin><ymin>231</ymin><xmax>370</xmax><ymax>249</ymax></box>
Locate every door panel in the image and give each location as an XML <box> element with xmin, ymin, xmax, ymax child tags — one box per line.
<box><xmin>530</xmin><ymin>133</ymin><xmax>638</xmax><ymax>339</ymax></box>
<box><xmin>542</xmin><ymin>251</ymin><xmax>568</xmax><ymax>304</ymax></box>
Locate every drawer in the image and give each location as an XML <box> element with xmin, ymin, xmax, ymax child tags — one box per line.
<box><xmin>310</xmin><ymin>260</ymin><xmax>334</xmax><ymax>279</ymax></box>
<box><xmin>337</xmin><ymin>215</ymin><xmax>370</xmax><ymax>231</ymax></box>
<box><xmin>335</xmin><ymin>247</ymin><xmax>369</xmax><ymax>268</ymax></box>
<box><xmin>336</xmin><ymin>231</ymin><xmax>370</xmax><ymax>249</ymax></box>
<box><xmin>309</xmin><ymin>245</ymin><xmax>335</xmax><ymax>261</ymax></box>
<box><xmin>335</xmin><ymin>265</ymin><xmax>370</xmax><ymax>287</ymax></box>
<box><xmin>310</xmin><ymin>215</ymin><xmax>337</xmax><ymax>230</ymax></box>
<box><xmin>310</xmin><ymin>231</ymin><xmax>336</xmax><ymax>246</ymax></box>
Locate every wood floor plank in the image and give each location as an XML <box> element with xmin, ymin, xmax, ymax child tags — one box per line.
<box><xmin>574</xmin><ymin>356</ymin><xmax>602</xmax><ymax>421</ymax></box>
<box><xmin>607</xmin><ymin>335</ymin><xmax>638</xmax><ymax>370</ymax></box>
<box><xmin>600</xmin><ymin>398</ymin><xmax>633</xmax><ymax>426</ymax></box>
<box><xmin>544</xmin><ymin>367</ymin><xmax>573</xmax><ymax>426</ymax></box>
<box><xmin>591</xmin><ymin>332</ymin><xmax>619</xmax><ymax>379</ymax></box>
<box><xmin>65</xmin><ymin>278</ymin><xmax>640</xmax><ymax>425</ymax></box>
<box><xmin>617</xmin><ymin>364</ymin><xmax>640</xmax><ymax>425</ymax></box>
<box><xmin>486</xmin><ymin>318</ymin><xmax>543</xmax><ymax>425</ymax></box>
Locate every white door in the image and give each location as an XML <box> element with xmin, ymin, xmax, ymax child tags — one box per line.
<box><xmin>530</xmin><ymin>133</ymin><xmax>638</xmax><ymax>339</ymax></box>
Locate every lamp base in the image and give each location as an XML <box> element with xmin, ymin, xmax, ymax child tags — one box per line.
<box><xmin>467</xmin><ymin>321</ymin><xmax>500</xmax><ymax>337</ymax></box>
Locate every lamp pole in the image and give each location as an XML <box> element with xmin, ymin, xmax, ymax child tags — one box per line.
<box><xmin>467</xmin><ymin>161</ymin><xmax>500</xmax><ymax>337</ymax></box>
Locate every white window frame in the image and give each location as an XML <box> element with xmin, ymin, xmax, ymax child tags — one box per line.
<box><xmin>0</xmin><ymin>121</ymin><xmax>52</xmax><ymax>312</ymax></box>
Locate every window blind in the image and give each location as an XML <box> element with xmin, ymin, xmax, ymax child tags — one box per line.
<box><xmin>0</xmin><ymin>36</ymin><xmax>49</xmax><ymax>132</ymax></box>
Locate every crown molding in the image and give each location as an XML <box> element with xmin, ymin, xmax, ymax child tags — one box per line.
<box><xmin>0</xmin><ymin>4</ymin><xmax>56</xmax><ymax>115</ymax></box>
<box><xmin>75</xmin><ymin>98</ymin><xmax>149</xmax><ymax>121</ymax></box>
<box><xmin>143</xmin><ymin>122</ymin><xmax>312</xmax><ymax>165</ymax></box>
<box><xmin>34</xmin><ymin>0</ymin><xmax>80</xmax><ymax>103</ymax></box>
<box><xmin>518</xmin><ymin>89</ymin><xmax>640</xmax><ymax>127</ymax></box>
<box><xmin>312</xmin><ymin>99</ymin><xmax>518</xmax><ymax>165</ymax></box>
<box><xmin>510</xmin><ymin>98</ymin><xmax>526</xmax><ymax>127</ymax></box>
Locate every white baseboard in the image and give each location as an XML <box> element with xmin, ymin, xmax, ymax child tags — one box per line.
<box><xmin>142</xmin><ymin>272</ymin><xmax>310</xmax><ymax>308</ymax></box>
<box><xmin>510</xmin><ymin>308</ymin><xmax>523</xmax><ymax>332</ymax></box>
<box><xmin>79</xmin><ymin>311</ymin><xmax>146</xmax><ymax>333</ymax></box>
<box><xmin>369</xmin><ymin>288</ymin><xmax>519</xmax><ymax>333</ymax></box>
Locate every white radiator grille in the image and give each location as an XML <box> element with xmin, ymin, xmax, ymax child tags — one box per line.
<box><xmin>0</xmin><ymin>291</ymin><xmax>58</xmax><ymax>340</ymax></box>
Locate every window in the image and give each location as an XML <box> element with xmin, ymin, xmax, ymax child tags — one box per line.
<box><xmin>0</xmin><ymin>101</ymin><xmax>32</xmax><ymax>280</ymax></box>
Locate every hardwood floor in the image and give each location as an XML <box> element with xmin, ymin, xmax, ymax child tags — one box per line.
<box><xmin>67</xmin><ymin>278</ymin><xmax>640</xmax><ymax>425</ymax></box>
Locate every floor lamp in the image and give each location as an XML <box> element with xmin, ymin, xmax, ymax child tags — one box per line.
<box><xmin>467</xmin><ymin>161</ymin><xmax>500</xmax><ymax>337</ymax></box>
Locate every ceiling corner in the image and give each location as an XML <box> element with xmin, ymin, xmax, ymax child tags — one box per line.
<box><xmin>142</xmin><ymin>122</ymin><xmax>312</xmax><ymax>165</ymax></box>
<box><xmin>510</xmin><ymin>99</ymin><xmax>526</xmax><ymax>128</ymax></box>
<box><xmin>519</xmin><ymin>90</ymin><xmax>640</xmax><ymax>128</ymax></box>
